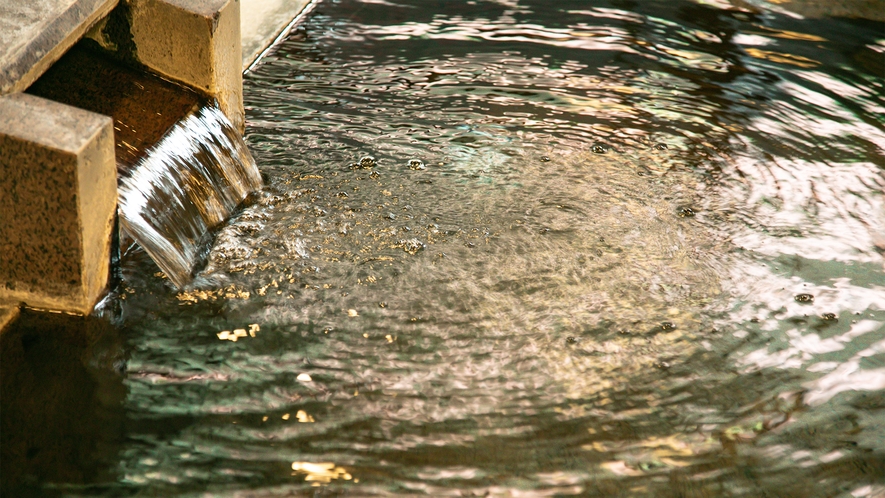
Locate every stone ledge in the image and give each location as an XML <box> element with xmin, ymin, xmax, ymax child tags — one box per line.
<box><xmin>86</xmin><ymin>0</ymin><xmax>245</xmax><ymax>131</ymax></box>
<box><xmin>241</xmin><ymin>0</ymin><xmax>313</xmax><ymax>70</ymax></box>
<box><xmin>0</xmin><ymin>0</ymin><xmax>118</xmax><ymax>94</ymax></box>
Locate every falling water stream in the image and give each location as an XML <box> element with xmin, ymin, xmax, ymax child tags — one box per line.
<box><xmin>118</xmin><ymin>105</ymin><xmax>262</xmax><ymax>288</ymax></box>
<box><xmin>22</xmin><ymin>43</ymin><xmax>263</xmax><ymax>288</ymax></box>
<box><xmin>3</xmin><ymin>0</ymin><xmax>884</xmax><ymax>496</ymax></box>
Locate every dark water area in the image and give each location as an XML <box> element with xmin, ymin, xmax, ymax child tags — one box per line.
<box><xmin>4</xmin><ymin>0</ymin><xmax>884</xmax><ymax>496</ymax></box>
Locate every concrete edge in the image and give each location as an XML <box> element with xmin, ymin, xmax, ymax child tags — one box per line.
<box><xmin>241</xmin><ymin>0</ymin><xmax>315</xmax><ymax>72</ymax></box>
<box><xmin>1</xmin><ymin>0</ymin><xmax>119</xmax><ymax>95</ymax></box>
<box><xmin>0</xmin><ymin>93</ymin><xmax>117</xmax><ymax>316</ymax></box>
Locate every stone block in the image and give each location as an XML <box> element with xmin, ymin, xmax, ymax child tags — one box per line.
<box><xmin>745</xmin><ymin>0</ymin><xmax>885</xmax><ymax>21</ymax></box>
<box><xmin>87</xmin><ymin>0</ymin><xmax>244</xmax><ymax>131</ymax></box>
<box><xmin>0</xmin><ymin>94</ymin><xmax>117</xmax><ymax>315</ymax></box>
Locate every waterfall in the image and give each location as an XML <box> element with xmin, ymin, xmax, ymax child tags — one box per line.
<box><xmin>117</xmin><ymin>105</ymin><xmax>261</xmax><ymax>288</ymax></box>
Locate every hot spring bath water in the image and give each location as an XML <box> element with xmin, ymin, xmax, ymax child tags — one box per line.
<box><xmin>5</xmin><ymin>0</ymin><xmax>884</xmax><ymax>496</ymax></box>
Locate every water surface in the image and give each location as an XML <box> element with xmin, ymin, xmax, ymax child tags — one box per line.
<box><xmin>17</xmin><ymin>0</ymin><xmax>885</xmax><ymax>496</ymax></box>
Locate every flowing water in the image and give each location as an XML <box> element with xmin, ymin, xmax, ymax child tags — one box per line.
<box><xmin>7</xmin><ymin>0</ymin><xmax>885</xmax><ymax>496</ymax></box>
<box><xmin>118</xmin><ymin>105</ymin><xmax>262</xmax><ymax>288</ymax></box>
<box><xmin>23</xmin><ymin>43</ymin><xmax>263</xmax><ymax>289</ymax></box>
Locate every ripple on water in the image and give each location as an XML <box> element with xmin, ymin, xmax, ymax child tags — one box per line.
<box><xmin>87</xmin><ymin>0</ymin><xmax>885</xmax><ymax>496</ymax></box>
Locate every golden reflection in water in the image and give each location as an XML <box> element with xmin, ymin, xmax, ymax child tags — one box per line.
<box><xmin>296</xmin><ymin>410</ymin><xmax>316</xmax><ymax>423</ymax></box>
<box><xmin>290</xmin><ymin>462</ymin><xmax>353</xmax><ymax>485</ymax></box>
<box><xmin>216</xmin><ymin>324</ymin><xmax>260</xmax><ymax>341</ymax></box>
<box><xmin>744</xmin><ymin>48</ymin><xmax>820</xmax><ymax>68</ymax></box>
<box><xmin>179</xmin><ymin>285</ymin><xmax>252</xmax><ymax>303</ymax></box>
<box><xmin>752</xmin><ymin>25</ymin><xmax>828</xmax><ymax>42</ymax></box>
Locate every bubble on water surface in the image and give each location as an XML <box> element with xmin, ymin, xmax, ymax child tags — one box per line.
<box><xmin>349</xmin><ymin>156</ymin><xmax>377</xmax><ymax>170</ymax></box>
<box><xmin>592</xmin><ymin>144</ymin><xmax>608</xmax><ymax>154</ymax></box>
<box><xmin>795</xmin><ymin>293</ymin><xmax>814</xmax><ymax>303</ymax></box>
<box><xmin>397</xmin><ymin>238</ymin><xmax>426</xmax><ymax>254</ymax></box>
<box><xmin>408</xmin><ymin>159</ymin><xmax>426</xmax><ymax>170</ymax></box>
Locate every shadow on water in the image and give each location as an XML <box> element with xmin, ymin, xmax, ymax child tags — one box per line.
<box><xmin>8</xmin><ymin>0</ymin><xmax>885</xmax><ymax>496</ymax></box>
<box><xmin>0</xmin><ymin>309</ymin><xmax>126</xmax><ymax>496</ymax></box>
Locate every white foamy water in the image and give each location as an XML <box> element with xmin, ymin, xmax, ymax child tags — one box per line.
<box><xmin>117</xmin><ymin>105</ymin><xmax>262</xmax><ymax>287</ymax></box>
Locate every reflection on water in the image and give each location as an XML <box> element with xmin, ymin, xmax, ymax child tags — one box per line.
<box><xmin>17</xmin><ymin>0</ymin><xmax>885</xmax><ymax>495</ymax></box>
<box><xmin>0</xmin><ymin>310</ymin><xmax>126</xmax><ymax>495</ymax></box>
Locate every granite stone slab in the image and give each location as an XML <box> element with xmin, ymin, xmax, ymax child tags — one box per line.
<box><xmin>241</xmin><ymin>0</ymin><xmax>313</xmax><ymax>70</ymax></box>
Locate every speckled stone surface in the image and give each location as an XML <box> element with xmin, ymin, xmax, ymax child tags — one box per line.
<box><xmin>0</xmin><ymin>0</ymin><xmax>117</xmax><ymax>94</ymax></box>
<box><xmin>739</xmin><ymin>0</ymin><xmax>885</xmax><ymax>20</ymax></box>
<box><xmin>0</xmin><ymin>93</ymin><xmax>117</xmax><ymax>315</ymax></box>
<box><xmin>781</xmin><ymin>0</ymin><xmax>885</xmax><ymax>20</ymax></box>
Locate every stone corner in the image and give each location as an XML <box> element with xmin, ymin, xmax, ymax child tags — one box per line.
<box><xmin>0</xmin><ymin>93</ymin><xmax>117</xmax><ymax>316</ymax></box>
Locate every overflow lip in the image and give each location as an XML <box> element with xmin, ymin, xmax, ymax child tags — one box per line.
<box><xmin>25</xmin><ymin>41</ymin><xmax>261</xmax><ymax>291</ymax></box>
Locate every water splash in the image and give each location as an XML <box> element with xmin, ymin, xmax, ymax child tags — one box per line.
<box><xmin>117</xmin><ymin>105</ymin><xmax>261</xmax><ymax>288</ymax></box>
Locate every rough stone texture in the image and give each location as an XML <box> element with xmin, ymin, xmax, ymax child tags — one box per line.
<box><xmin>0</xmin><ymin>0</ymin><xmax>118</xmax><ymax>94</ymax></box>
<box><xmin>0</xmin><ymin>94</ymin><xmax>117</xmax><ymax>315</ymax></box>
<box><xmin>775</xmin><ymin>0</ymin><xmax>885</xmax><ymax>20</ymax></box>
<box><xmin>241</xmin><ymin>0</ymin><xmax>312</xmax><ymax>70</ymax></box>
<box><xmin>88</xmin><ymin>0</ymin><xmax>245</xmax><ymax>132</ymax></box>
<box><xmin>719</xmin><ymin>0</ymin><xmax>885</xmax><ymax>20</ymax></box>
